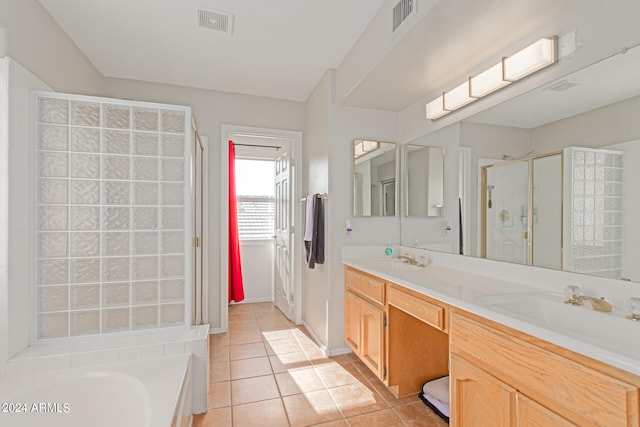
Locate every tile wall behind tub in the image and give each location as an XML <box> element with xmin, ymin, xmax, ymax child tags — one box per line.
<box><xmin>0</xmin><ymin>59</ymin><xmax>8</xmax><ymax>365</ymax></box>
<box><xmin>35</xmin><ymin>94</ymin><xmax>190</xmax><ymax>339</ymax></box>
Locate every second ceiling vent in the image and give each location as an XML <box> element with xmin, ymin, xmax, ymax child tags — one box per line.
<box><xmin>197</xmin><ymin>9</ymin><xmax>234</xmax><ymax>34</ymax></box>
<box><xmin>392</xmin><ymin>0</ymin><xmax>414</xmax><ymax>32</ymax></box>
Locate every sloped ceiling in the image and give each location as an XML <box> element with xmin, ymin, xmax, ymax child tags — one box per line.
<box><xmin>37</xmin><ymin>0</ymin><xmax>386</xmax><ymax>102</ymax></box>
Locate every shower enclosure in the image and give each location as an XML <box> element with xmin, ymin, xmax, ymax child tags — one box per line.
<box><xmin>481</xmin><ymin>147</ymin><xmax>625</xmax><ymax>278</ymax></box>
<box><xmin>34</xmin><ymin>92</ymin><xmax>193</xmax><ymax>340</ymax></box>
<box><xmin>481</xmin><ymin>152</ymin><xmax>563</xmax><ymax>269</ymax></box>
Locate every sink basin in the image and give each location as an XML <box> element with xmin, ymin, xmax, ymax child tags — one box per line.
<box><xmin>475</xmin><ymin>293</ymin><xmax>635</xmax><ymax>352</ymax></box>
<box><xmin>369</xmin><ymin>258</ymin><xmax>424</xmax><ymax>271</ymax></box>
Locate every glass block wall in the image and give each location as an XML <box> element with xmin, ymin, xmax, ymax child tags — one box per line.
<box><xmin>35</xmin><ymin>93</ymin><xmax>191</xmax><ymax>339</ymax></box>
<box><xmin>564</xmin><ymin>147</ymin><xmax>624</xmax><ymax>279</ymax></box>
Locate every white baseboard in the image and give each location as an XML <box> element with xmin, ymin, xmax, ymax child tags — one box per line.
<box><xmin>325</xmin><ymin>346</ymin><xmax>352</xmax><ymax>356</ymax></box>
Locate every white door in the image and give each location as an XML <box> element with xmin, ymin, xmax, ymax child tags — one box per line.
<box><xmin>274</xmin><ymin>144</ymin><xmax>293</xmax><ymax>320</ymax></box>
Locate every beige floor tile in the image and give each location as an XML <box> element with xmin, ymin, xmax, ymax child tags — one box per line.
<box><xmin>394</xmin><ymin>401</ymin><xmax>449</xmax><ymax>427</ymax></box>
<box><xmin>330</xmin><ymin>353</ymin><xmax>358</xmax><ymax>365</ymax></box>
<box><xmin>251</xmin><ymin>302</ymin><xmax>280</xmax><ymax>313</ymax></box>
<box><xmin>352</xmin><ymin>360</ymin><xmax>380</xmax><ymax>381</ymax></box>
<box><xmin>209</xmin><ymin>332</ymin><xmax>229</xmax><ymax>348</ymax></box>
<box><xmin>210</xmin><ymin>345</ymin><xmax>229</xmax><ymax>363</ymax></box>
<box><xmin>275</xmin><ymin>367</ymin><xmax>327</xmax><ymax>396</ymax></box>
<box><xmin>368</xmin><ymin>378</ymin><xmax>420</xmax><ymax>407</ymax></box>
<box><xmin>339</xmin><ymin>362</ymin><xmax>369</xmax><ymax>384</ymax></box>
<box><xmin>346</xmin><ymin>409</ymin><xmax>405</xmax><ymax>427</ymax></box>
<box><xmin>228</xmin><ymin>303</ymin><xmax>254</xmax><ymax>314</ymax></box>
<box><xmin>230</xmin><ymin>356</ymin><xmax>273</xmax><ymax>380</ymax></box>
<box><xmin>269</xmin><ymin>351</ymin><xmax>312</xmax><ymax>373</ymax></box>
<box><xmin>328</xmin><ymin>383</ymin><xmax>390</xmax><ymax>418</ymax></box>
<box><xmin>282</xmin><ymin>390</ymin><xmax>344</xmax><ymax>427</ymax></box>
<box><xmin>305</xmin><ymin>349</ymin><xmax>334</xmax><ymax>367</ymax></box>
<box><xmin>229</xmin><ymin>342</ymin><xmax>267</xmax><ymax>360</ymax></box>
<box><xmin>265</xmin><ymin>337</ymin><xmax>304</xmax><ymax>355</ymax></box>
<box><xmin>232</xmin><ymin>398</ymin><xmax>289</xmax><ymax>427</ymax></box>
<box><xmin>262</xmin><ymin>329</ymin><xmax>295</xmax><ymax>341</ymax></box>
<box><xmin>231</xmin><ymin>374</ymin><xmax>281</xmax><ymax>405</ymax></box>
<box><xmin>210</xmin><ymin>362</ymin><xmax>230</xmax><ymax>383</ymax></box>
<box><xmin>192</xmin><ymin>407</ymin><xmax>232</xmax><ymax>427</ymax></box>
<box><xmin>208</xmin><ymin>381</ymin><xmax>230</xmax><ymax>409</ymax></box>
<box><xmin>314</xmin><ymin>362</ymin><xmax>361</xmax><ymax>388</ymax></box>
<box><xmin>228</xmin><ymin>329</ymin><xmax>263</xmax><ymax>345</ymax></box>
<box><xmin>308</xmin><ymin>420</ymin><xmax>349</xmax><ymax>427</ymax></box>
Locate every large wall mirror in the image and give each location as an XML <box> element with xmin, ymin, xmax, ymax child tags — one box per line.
<box><xmin>401</xmin><ymin>43</ymin><xmax>640</xmax><ymax>282</ymax></box>
<box><xmin>353</xmin><ymin>139</ymin><xmax>397</xmax><ymax>217</ymax></box>
<box><xmin>403</xmin><ymin>145</ymin><xmax>445</xmax><ymax>217</ymax></box>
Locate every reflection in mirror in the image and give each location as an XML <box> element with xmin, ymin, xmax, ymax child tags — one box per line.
<box><xmin>403</xmin><ymin>145</ymin><xmax>445</xmax><ymax>217</ymax></box>
<box><xmin>481</xmin><ymin>152</ymin><xmax>562</xmax><ymax>269</ymax></box>
<box><xmin>353</xmin><ymin>140</ymin><xmax>397</xmax><ymax>217</ymax></box>
<box><xmin>459</xmin><ymin>44</ymin><xmax>640</xmax><ymax>282</ymax></box>
<box><xmin>401</xmin><ymin>44</ymin><xmax>640</xmax><ymax>282</ymax></box>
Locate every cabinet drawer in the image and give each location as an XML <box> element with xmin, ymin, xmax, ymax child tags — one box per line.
<box><xmin>451</xmin><ymin>312</ymin><xmax>639</xmax><ymax>427</ymax></box>
<box><xmin>387</xmin><ymin>285</ymin><xmax>446</xmax><ymax>331</ymax></box>
<box><xmin>344</xmin><ymin>267</ymin><xmax>384</xmax><ymax>305</ymax></box>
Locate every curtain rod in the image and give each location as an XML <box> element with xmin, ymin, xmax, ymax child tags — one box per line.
<box><xmin>233</xmin><ymin>143</ymin><xmax>281</xmax><ymax>149</ymax></box>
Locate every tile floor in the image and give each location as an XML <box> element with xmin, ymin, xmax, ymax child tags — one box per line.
<box><xmin>193</xmin><ymin>302</ymin><xmax>448</xmax><ymax>427</ymax></box>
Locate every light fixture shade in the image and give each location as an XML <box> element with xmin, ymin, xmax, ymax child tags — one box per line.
<box><xmin>444</xmin><ymin>80</ymin><xmax>475</xmax><ymax>111</ymax></box>
<box><xmin>426</xmin><ymin>96</ymin><xmax>448</xmax><ymax>119</ymax></box>
<box><xmin>503</xmin><ymin>36</ymin><xmax>556</xmax><ymax>81</ymax></box>
<box><xmin>362</xmin><ymin>140</ymin><xmax>379</xmax><ymax>152</ymax></box>
<box><xmin>470</xmin><ymin>63</ymin><xmax>511</xmax><ymax>97</ymax></box>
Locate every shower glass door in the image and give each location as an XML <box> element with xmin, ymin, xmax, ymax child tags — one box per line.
<box><xmin>482</xmin><ymin>161</ymin><xmax>529</xmax><ymax>265</ymax></box>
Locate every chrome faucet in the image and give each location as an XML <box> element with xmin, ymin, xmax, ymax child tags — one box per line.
<box><xmin>397</xmin><ymin>254</ymin><xmax>425</xmax><ymax>267</ymax></box>
<box><xmin>564</xmin><ymin>285</ymin><xmax>612</xmax><ymax>313</ymax></box>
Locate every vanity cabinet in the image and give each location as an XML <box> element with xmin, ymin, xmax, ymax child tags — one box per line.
<box><xmin>344</xmin><ymin>266</ymin><xmax>386</xmax><ymax>380</ymax></box>
<box><xmin>450</xmin><ymin>309</ymin><xmax>640</xmax><ymax>427</ymax></box>
<box><xmin>386</xmin><ymin>283</ymin><xmax>449</xmax><ymax>397</ymax></box>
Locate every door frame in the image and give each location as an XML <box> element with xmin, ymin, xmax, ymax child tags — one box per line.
<box><xmin>220</xmin><ymin>125</ymin><xmax>303</xmax><ymax>332</ymax></box>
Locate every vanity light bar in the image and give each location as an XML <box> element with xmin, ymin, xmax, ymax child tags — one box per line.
<box><xmin>426</xmin><ymin>36</ymin><xmax>557</xmax><ymax>120</ymax></box>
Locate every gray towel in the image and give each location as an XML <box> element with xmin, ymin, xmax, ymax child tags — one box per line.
<box><xmin>305</xmin><ymin>194</ymin><xmax>324</xmax><ymax>268</ymax></box>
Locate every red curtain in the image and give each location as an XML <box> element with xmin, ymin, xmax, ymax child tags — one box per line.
<box><xmin>228</xmin><ymin>140</ymin><xmax>245</xmax><ymax>303</ymax></box>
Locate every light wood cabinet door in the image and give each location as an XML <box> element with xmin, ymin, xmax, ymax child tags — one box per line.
<box><xmin>517</xmin><ymin>394</ymin><xmax>576</xmax><ymax>427</ymax></box>
<box><xmin>360</xmin><ymin>298</ymin><xmax>385</xmax><ymax>379</ymax></box>
<box><xmin>344</xmin><ymin>290</ymin><xmax>361</xmax><ymax>353</ymax></box>
<box><xmin>451</xmin><ymin>354</ymin><xmax>516</xmax><ymax>427</ymax></box>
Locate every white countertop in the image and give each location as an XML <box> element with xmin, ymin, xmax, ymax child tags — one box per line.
<box><xmin>343</xmin><ymin>255</ymin><xmax>640</xmax><ymax>376</ymax></box>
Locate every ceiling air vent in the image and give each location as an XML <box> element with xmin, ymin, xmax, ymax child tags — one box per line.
<box><xmin>197</xmin><ymin>9</ymin><xmax>234</xmax><ymax>34</ymax></box>
<box><xmin>392</xmin><ymin>0</ymin><xmax>414</xmax><ymax>32</ymax></box>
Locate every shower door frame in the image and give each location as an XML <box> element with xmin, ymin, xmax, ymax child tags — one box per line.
<box><xmin>480</xmin><ymin>151</ymin><xmax>563</xmax><ymax>267</ymax></box>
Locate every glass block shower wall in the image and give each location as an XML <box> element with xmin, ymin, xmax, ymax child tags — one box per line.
<box><xmin>564</xmin><ymin>147</ymin><xmax>624</xmax><ymax>279</ymax></box>
<box><xmin>35</xmin><ymin>93</ymin><xmax>191</xmax><ymax>340</ymax></box>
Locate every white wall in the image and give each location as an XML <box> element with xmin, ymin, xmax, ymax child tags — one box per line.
<box><xmin>239</xmin><ymin>241</ymin><xmax>274</xmax><ymax>302</ymax></box>
<box><xmin>0</xmin><ymin>0</ymin><xmax>102</xmax><ymax>95</ymax></box>
<box><xmin>102</xmin><ymin>77</ymin><xmax>305</xmax><ymax>332</ymax></box>
<box><xmin>0</xmin><ymin>58</ymin><xmax>7</xmax><ymax>367</ymax></box>
<box><xmin>301</xmin><ymin>70</ymin><xmax>332</xmax><ymax>347</ymax></box>
<box><xmin>3</xmin><ymin>60</ymin><xmax>52</xmax><ymax>366</ymax></box>
<box><xmin>531</xmin><ymin>96</ymin><xmax>640</xmax><ymax>153</ymax></box>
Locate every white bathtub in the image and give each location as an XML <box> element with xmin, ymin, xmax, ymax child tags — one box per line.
<box><xmin>0</xmin><ymin>354</ymin><xmax>192</xmax><ymax>427</ymax></box>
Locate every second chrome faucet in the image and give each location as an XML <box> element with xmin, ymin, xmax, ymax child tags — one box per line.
<box><xmin>564</xmin><ymin>285</ymin><xmax>612</xmax><ymax>312</ymax></box>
